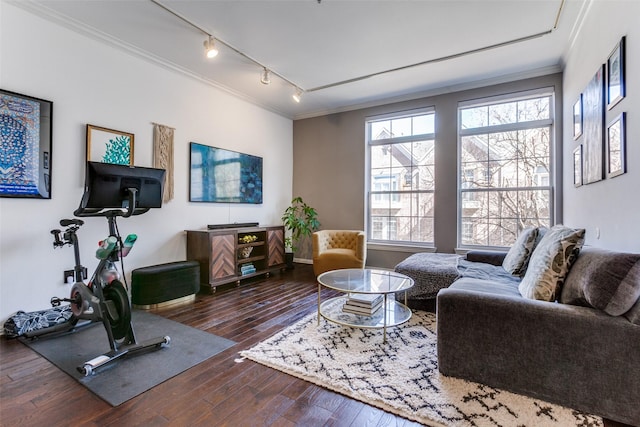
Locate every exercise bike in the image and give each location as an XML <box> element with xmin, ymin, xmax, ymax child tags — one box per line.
<box><xmin>50</xmin><ymin>214</ymin><xmax>170</xmax><ymax>376</ymax></box>
<box><xmin>47</xmin><ymin>162</ymin><xmax>170</xmax><ymax>376</ymax></box>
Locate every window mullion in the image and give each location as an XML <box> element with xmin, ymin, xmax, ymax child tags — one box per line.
<box><xmin>460</xmin><ymin>119</ymin><xmax>552</xmax><ymax>137</ymax></box>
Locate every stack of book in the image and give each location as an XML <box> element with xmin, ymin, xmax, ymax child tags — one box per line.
<box><xmin>342</xmin><ymin>293</ymin><xmax>384</xmax><ymax>316</ymax></box>
<box><xmin>240</xmin><ymin>263</ymin><xmax>256</xmax><ymax>276</ymax></box>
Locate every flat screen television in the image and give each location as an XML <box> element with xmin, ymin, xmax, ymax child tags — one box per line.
<box><xmin>189</xmin><ymin>142</ymin><xmax>263</xmax><ymax>204</ymax></box>
<box><xmin>75</xmin><ymin>161</ymin><xmax>166</xmax><ymax>217</ymax></box>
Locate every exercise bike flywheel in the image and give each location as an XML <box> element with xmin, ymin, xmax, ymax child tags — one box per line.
<box><xmin>103</xmin><ymin>280</ymin><xmax>132</xmax><ymax>340</ymax></box>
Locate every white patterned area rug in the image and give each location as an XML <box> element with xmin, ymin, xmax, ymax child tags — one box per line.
<box><xmin>239</xmin><ymin>309</ymin><xmax>602</xmax><ymax>427</ymax></box>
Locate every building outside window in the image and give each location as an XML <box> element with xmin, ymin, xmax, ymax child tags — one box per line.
<box><xmin>458</xmin><ymin>90</ymin><xmax>554</xmax><ymax>248</ymax></box>
<box><xmin>367</xmin><ymin>109</ymin><xmax>435</xmax><ymax>245</ymax></box>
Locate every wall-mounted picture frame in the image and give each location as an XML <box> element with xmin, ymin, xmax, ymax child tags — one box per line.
<box><xmin>573</xmin><ymin>145</ymin><xmax>583</xmax><ymax>187</ymax></box>
<box><xmin>573</xmin><ymin>95</ymin><xmax>582</xmax><ymax>140</ymax></box>
<box><xmin>582</xmin><ymin>65</ymin><xmax>605</xmax><ymax>185</ymax></box>
<box><xmin>86</xmin><ymin>124</ymin><xmax>134</xmax><ymax>165</ymax></box>
<box><xmin>0</xmin><ymin>89</ymin><xmax>53</xmax><ymax>199</ymax></box>
<box><xmin>607</xmin><ymin>36</ymin><xmax>625</xmax><ymax>110</ymax></box>
<box><xmin>606</xmin><ymin>112</ymin><xmax>626</xmax><ymax>178</ymax></box>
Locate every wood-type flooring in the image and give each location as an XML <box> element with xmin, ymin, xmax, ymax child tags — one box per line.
<box><xmin>0</xmin><ymin>264</ymin><xmax>631</xmax><ymax>426</ymax></box>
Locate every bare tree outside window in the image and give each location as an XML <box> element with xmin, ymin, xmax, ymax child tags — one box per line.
<box><xmin>459</xmin><ymin>94</ymin><xmax>553</xmax><ymax>248</ymax></box>
<box><xmin>368</xmin><ymin>111</ymin><xmax>435</xmax><ymax>245</ymax></box>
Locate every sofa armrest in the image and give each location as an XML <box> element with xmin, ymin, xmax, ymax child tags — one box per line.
<box><xmin>437</xmin><ymin>288</ymin><xmax>640</xmax><ymax>425</ymax></box>
<box><xmin>464</xmin><ymin>250</ymin><xmax>507</xmax><ymax>266</ymax></box>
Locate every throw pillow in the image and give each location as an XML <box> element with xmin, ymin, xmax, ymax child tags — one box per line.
<box><xmin>519</xmin><ymin>225</ymin><xmax>585</xmax><ymax>301</ymax></box>
<box><xmin>502</xmin><ymin>227</ymin><xmax>539</xmax><ymax>276</ymax></box>
<box><xmin>560</xmin><ymin>247</ymin><xmax>640</xmax><ymax>316</ymax></box>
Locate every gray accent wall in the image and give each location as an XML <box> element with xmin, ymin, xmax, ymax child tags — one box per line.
<box><xmin>293</xmin><ymin>73</ymin><xmax>563</xmax><ymax>268</ymax></box>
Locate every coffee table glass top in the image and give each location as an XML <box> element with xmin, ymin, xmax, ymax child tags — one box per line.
<box><xmin>317</xmin><ymin>268</ymin><xmax>414</xmax><ymax>294</ymax></box>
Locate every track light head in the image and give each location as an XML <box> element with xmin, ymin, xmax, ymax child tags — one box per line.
<box><xmin>204</xmin><ymin>37</ymin><xmax>218</xmax><ymax>59</ymax></box>
<box><xmin>260</xmin><ymin>68</ymin><xmax>271</xmax><ymax>85</ymax></box>
<box><xmin>292</xmin><ymin>88</ymin><xmax>303</xmax><ymax>103</ymax></box>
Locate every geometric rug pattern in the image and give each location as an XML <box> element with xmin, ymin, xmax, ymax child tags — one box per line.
<box><xmin>240</xmin><ymin>308</ymin><xmax>602</xmax><ymax>427</ymax></box>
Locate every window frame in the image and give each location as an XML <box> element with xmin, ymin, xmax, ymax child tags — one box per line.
<box><xmin>365</xmin><ymin>107</ymin><xmax>436</xmax><ymax>249</ymax></box>
<box><xmin>457</xmin><ymin>88</ymin><xmax>556</xmax><ymax>250</ymax></box>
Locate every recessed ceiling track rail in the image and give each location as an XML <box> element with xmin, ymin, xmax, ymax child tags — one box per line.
<box><xmin>150</xmin><ymin>0</ymin><xmax>565</xmax><ymax>98</ymax></box>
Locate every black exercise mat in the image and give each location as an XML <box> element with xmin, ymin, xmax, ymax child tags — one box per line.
<box><xmin>21</xmin><ymin>310</ymin><xmax>235</xmax><ymax>406</ymax></box>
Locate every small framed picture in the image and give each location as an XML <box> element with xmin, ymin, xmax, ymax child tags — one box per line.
<box><xmin>607</xmin><ymin>36</ymin><xmax>625</xmax><ymax>109</ymax></box>
<box><xmin>606</xmin><ymin>113</ymin><xmax>626</xmax><ymax>178</ymax></box>
<box><xmin>86</xmin><ymin>124</ymin><xmax>135</xmax><ymax>165</ymax></box>
<box><xmin>573</xmin><ymin>95</ymin><xmax>582</xmax><ymax>140</ymax></box>
<box><xmin>573</xmin><ymin>145</ymin><xmax>583</xmax><ymax>187</ymax></box>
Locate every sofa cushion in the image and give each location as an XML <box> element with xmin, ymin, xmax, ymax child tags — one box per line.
<box><xmin>625</xmin><ymin>298</ymin><xmax>640</xmax><ymax>325</ymax></box>
<box><xmin>449</xmin><ymin>277</ymin><xmax>522</xmax><ymax>298</ymax></box>
<box><xmin>457</xmin><ymin>259</ymin><xmax>520</xmax><ymax>285</ymax></box>
<box><xmin>560</xmin><ymin>247</ymin><xmax>640</xmax><ymax>317</ymax></box>
<box><xmin>502</xmin><ymin>227</ymin><xmax>539</xmax><ymax>276</ymax></box>
<box><xmin>518</xmin><ymin>225</ymin><xmax>585</xmax><ymax>301</ymax></box>
<box><xmin>465</xmin><ymin>250</ymin><xmax>507</xmax><ymax>266</ymax></box>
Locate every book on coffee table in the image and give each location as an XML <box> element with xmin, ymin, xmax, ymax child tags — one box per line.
<box><xmin>342</xmin><ymin>300</ymin><xmax>383</xmax><ymax>316</ymax></box>
<box><xmin>343</xmin><ymin>293</ymin><xmax>384</xmax><ymax>315</ymax></box>
<box><xmin>346</xmin><ymin>293</ymin><xmax>383</xmax><ymax>307</ymax></box>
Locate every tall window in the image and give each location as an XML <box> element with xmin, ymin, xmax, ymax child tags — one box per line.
<box><xmin>458</xmin><ymin>91</ymin><xmax>553</xmax><ymax>248</ymax></box>
<box><xmin>367</xmin><ymin>110</ymin><xmax>435</xmax><ymax>245</ymax></box>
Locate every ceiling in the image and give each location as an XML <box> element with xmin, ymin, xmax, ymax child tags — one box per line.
<box><xmin>20</xmin><ymin>0</ymin><xmax>588</xmax><ymax>120</ymax></box>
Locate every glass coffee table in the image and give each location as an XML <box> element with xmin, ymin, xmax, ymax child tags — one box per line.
<box><xmin>317</xmin><ymin>268</ymin><xmax>414</xmax><ymax>343</ymax></box>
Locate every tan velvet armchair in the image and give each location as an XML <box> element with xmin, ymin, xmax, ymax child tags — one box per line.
<box><xmin>312</xmin><ymin>230</ymin><xmax>367</xmax><ymax>276</ymax></box>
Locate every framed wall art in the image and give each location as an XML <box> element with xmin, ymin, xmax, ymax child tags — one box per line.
<box><xmin>86</xmin><ymin>124</ymin><xmax>134</xmax><ymax>165</ymax></box>
<box><xmin>606</xmin><ymin>112</ymin><xmax>626</xmax><ymax>178</ymax></box>
<box><xmin>0</xmin><ymin>89</ymin><xmax>53</xmax><ymax>199</ymax></box>
<box><xmin>581</xmin><ymin>65</ymin><xmax>605</xmax><ymax>185</ymax></box>
<box><xmin>573</xmin><ymin>95</ymin><xmax>582</xmax><ymax>140</ymax></box>
<box><xmin>607</xmin><ymin>36</ymin><xmax>625</xmax><ymax>109</ymax></box>
<box><xmin>573</xmin><ymin>145</ymin><xmax>583</xmax><ymax>187</ymax></box>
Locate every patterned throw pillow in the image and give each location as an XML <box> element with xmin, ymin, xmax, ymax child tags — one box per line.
<box><xmin>519</xmin><ymin>225</ymin><xmax>586</xmax><ymax>301</ymax></box>
<box><xmin>502</xmin><ymin>227</ymin><xmax>539</xmax><ymax>276</ymax></box>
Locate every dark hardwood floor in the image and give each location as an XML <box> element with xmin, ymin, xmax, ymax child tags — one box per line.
<box><xmin>0</xmin><ymin>264</ymin><xmax>422</xmax><ymax>427</ymax></box>
<box><xmin>0</xmin><ymin>264</ymin><xmax>630</xmax><ymax>426</ymax></box>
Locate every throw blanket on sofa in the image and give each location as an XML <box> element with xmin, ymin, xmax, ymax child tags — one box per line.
<box><xmin>456</xmin><ymin>258</ymin><xmax>521</xmax><ymax>285</ymax></box>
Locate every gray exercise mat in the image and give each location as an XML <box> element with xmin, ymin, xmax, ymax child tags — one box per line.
<box><xmin>22</xmin><ymin>310</ymin><xmax>235</xmax><ymax>406</ymax></box>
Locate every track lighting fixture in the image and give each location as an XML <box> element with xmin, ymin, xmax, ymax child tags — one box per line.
<box><xmin>151</xmin><ymin>1</ymin><xmax>304</xmax><ymax>106</ymax></box>
<box><xmin>203</xmin><ymin>36</ymin><xmax>218</xmax><ymax>59</ymax></box>
<box><xmin>154</xmin><ymin>0</ymin><xmax>566</xmax><ymax>109</ymax></box>
<box><xmin>292</xmin><ymin>88</ymin><xmax>303</xmax><ymax>103</ymax></box>
<box><xmin>260</xmin><ymin>68</ymin><xmax>271</xmax><ymax>85</ymax></box>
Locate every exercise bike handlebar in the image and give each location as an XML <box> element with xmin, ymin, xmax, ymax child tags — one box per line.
<box><xmin>74</xmin><ymin>187</ymin><xmax>150</xmax><ymax>218</ymax></box>
<box><xmin>51</xmin><ymin>219</ymin><xmax>84</xmax><ymax>248</ymax></box>
<box><xmin>50</xmin><ymin>229</ymin><xmax>63</xmax><ymax>247</ymax></box>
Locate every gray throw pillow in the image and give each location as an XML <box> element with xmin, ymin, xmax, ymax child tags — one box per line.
<box><xmin>502</xmin><ymin>227</ymin><xmax>539</xmax><ymax>276</ymax></box>
<box><xmin>561</xmin><ymin>247</ymin><xmax>640</xmax><ymax>316</ymax></box>
<box><xmin>519</xmin><ymin>225</ymin><xmax>585</xmax><ymax>301</ymax></box>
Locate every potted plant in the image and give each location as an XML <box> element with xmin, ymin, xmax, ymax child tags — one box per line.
<box><xmin>281</xmin><ymin>196</ymin><xmax>320</xmax><ymax>269</ymax></box>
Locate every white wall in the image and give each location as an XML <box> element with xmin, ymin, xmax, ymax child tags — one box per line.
<box><xmin>0</xmin><ymin>3</ymin><xmax>292</xmax><ymax>322</ymax></box>
<box><xmin>563</xmin><ymin>0</ymin><xmax>640</xmax><ymax>252</ymax></box>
